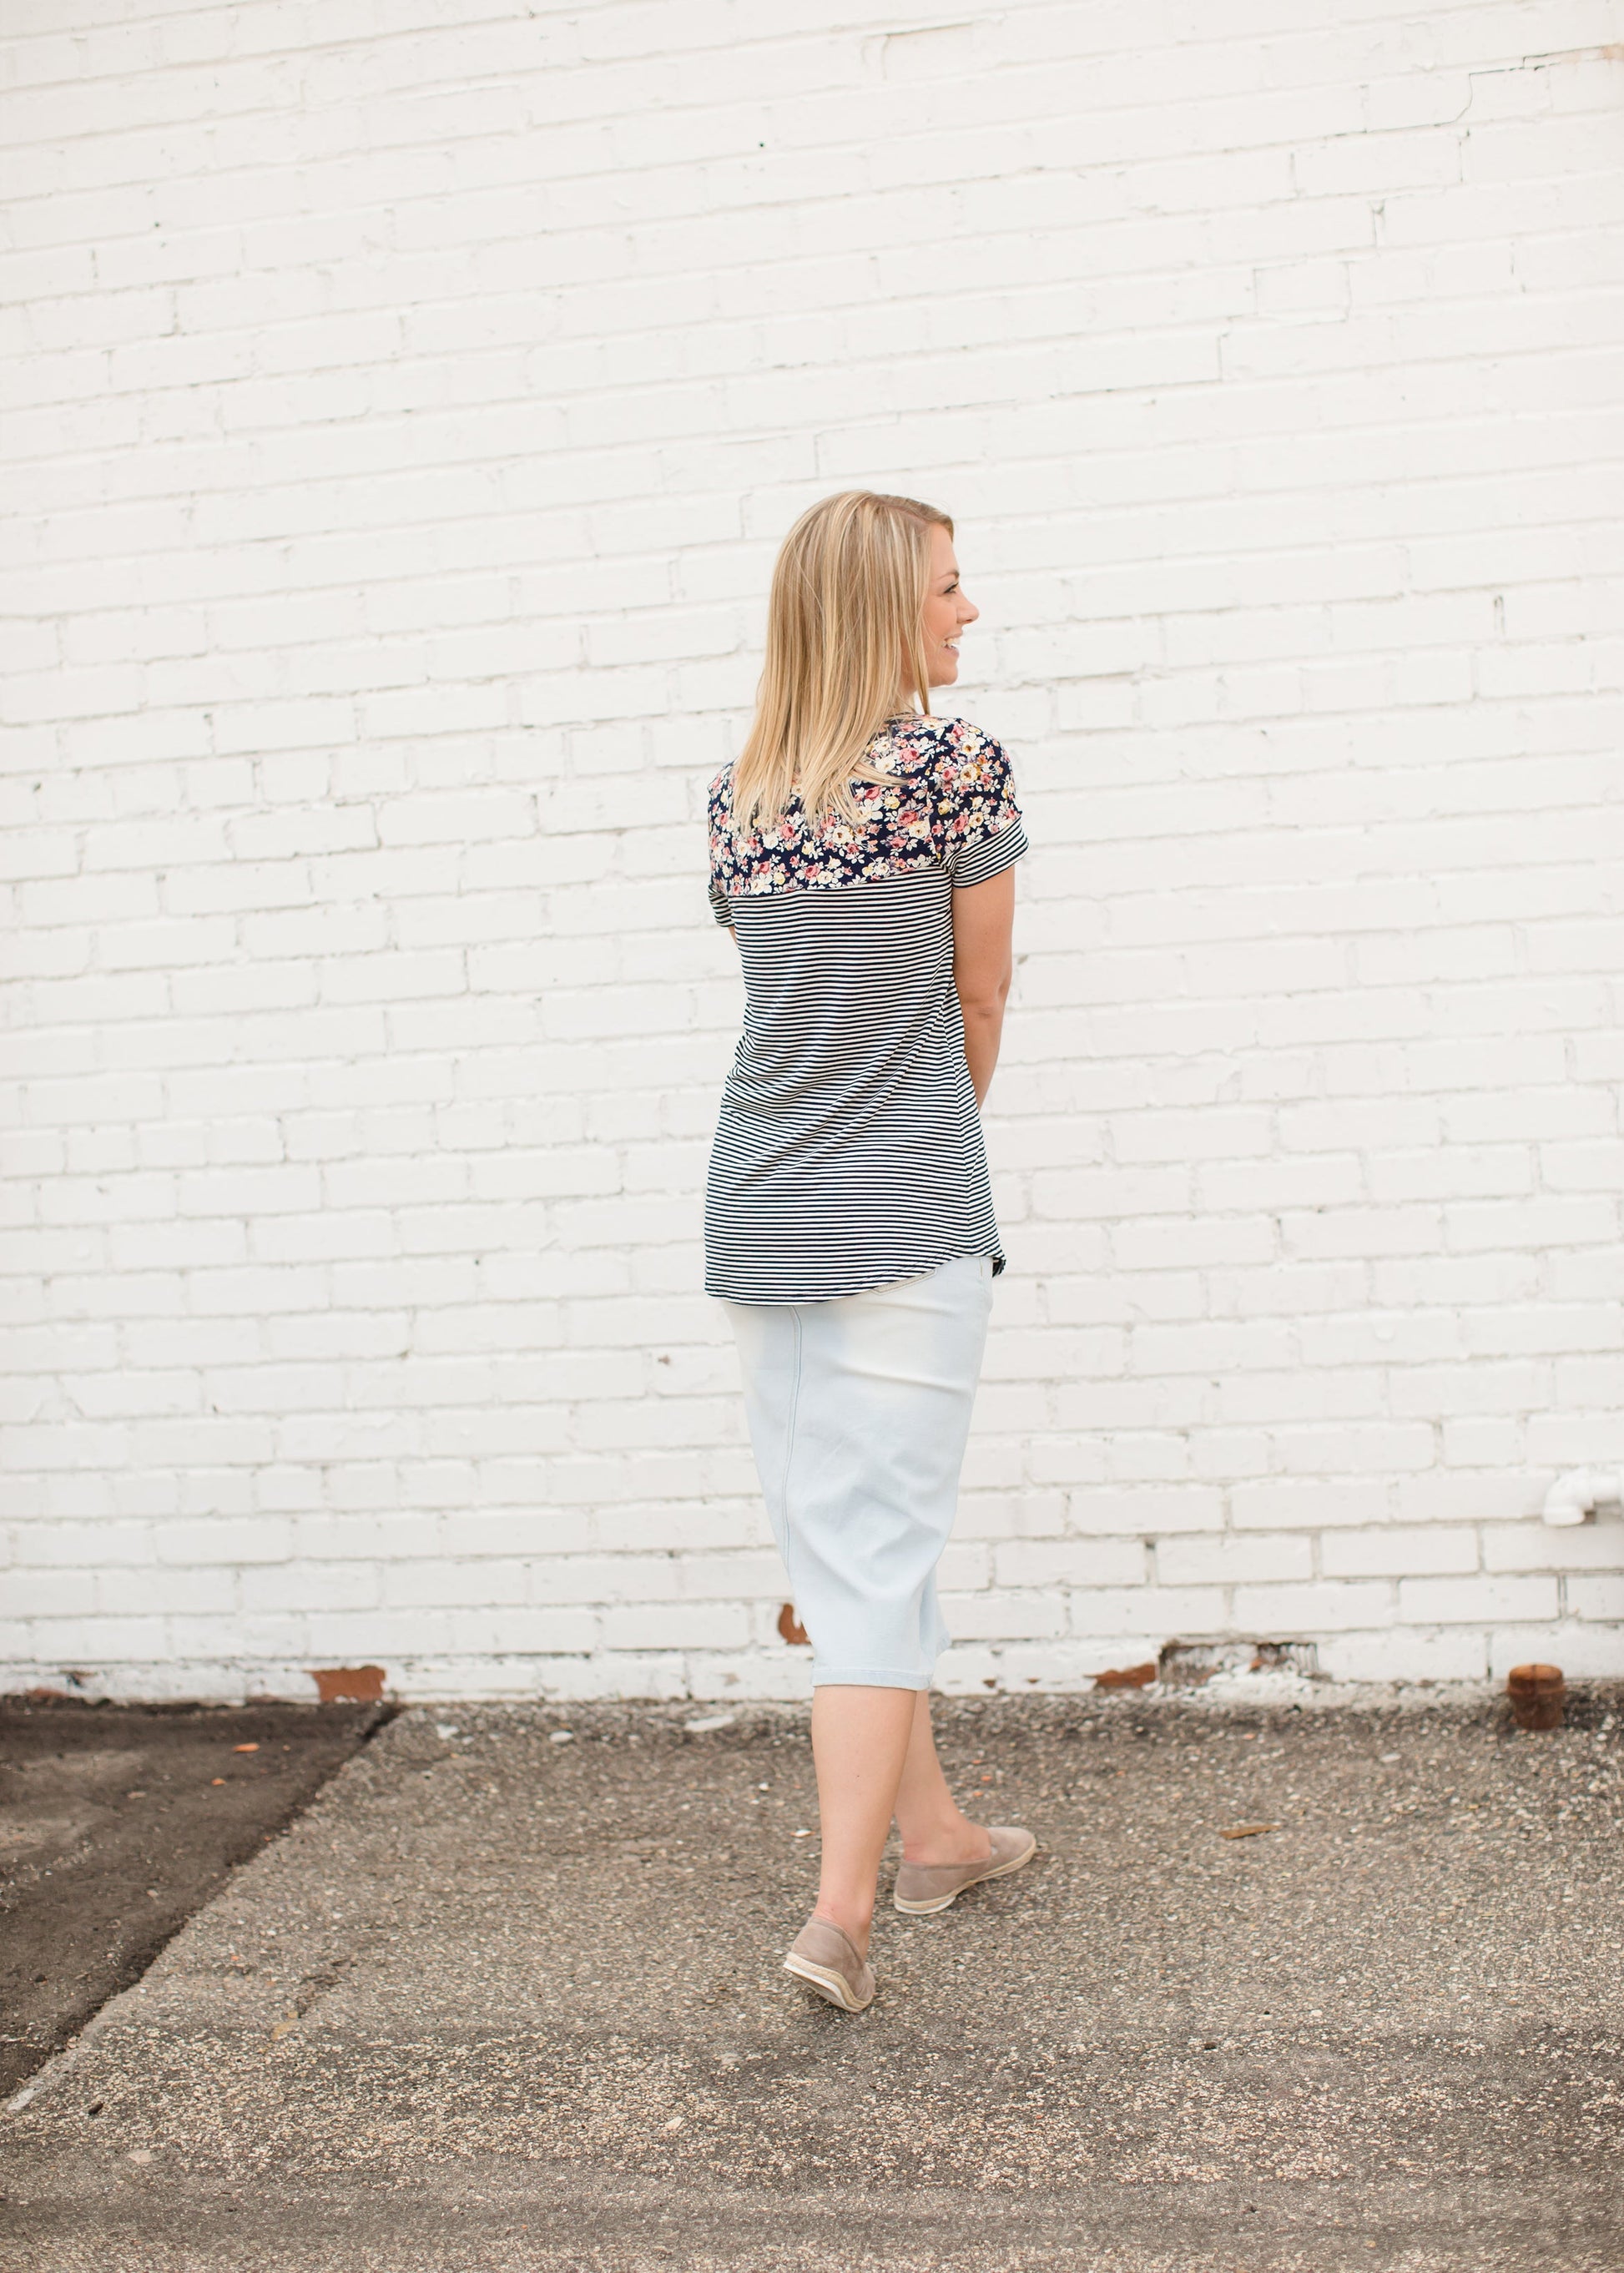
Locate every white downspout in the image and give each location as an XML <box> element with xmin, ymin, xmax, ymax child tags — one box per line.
<box><xmin>1542</xmin><ymin>1469</ymin><xmax>1624</xmax><ymax>1527</ymax></box>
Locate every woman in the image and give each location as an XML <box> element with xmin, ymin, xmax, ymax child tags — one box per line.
<box><xmin>704</xmin><ymin>490</ymin><xmax>1035</xmax><ymax>2014</ymax></box>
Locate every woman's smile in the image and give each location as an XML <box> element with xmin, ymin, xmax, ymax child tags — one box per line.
<box><xmin>920</xmin><ymin>523</ymin><xmax>978</xmax><ymax>688</ymax></box>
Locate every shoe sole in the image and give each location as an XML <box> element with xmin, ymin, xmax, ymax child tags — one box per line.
<box><xmin>783</xmin><ymin>1953</ymin><xmax>874</xmax><ymax>2013</ymax></box>
<box><xmin>892</xmin><ymin>1834</ymin><xmax>1037</xmax><ymax>1915</ymax></box>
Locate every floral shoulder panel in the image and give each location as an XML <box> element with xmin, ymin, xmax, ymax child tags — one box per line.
<box><xmin>707</xmin><ymin>714</ymin><xmax>1022</xmax><ymax>923</ymax></box>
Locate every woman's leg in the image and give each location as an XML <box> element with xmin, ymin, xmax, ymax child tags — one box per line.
<box><xmin>809</xmin><ymin>1684</ymin><xmax>917</xmax><ymax>1953</ymax></box>
<box><xmin>810</xmin><ymin>1687</ymin><xmax>993</xmax><ymax>1951</ymax></box>
<box><xmin>730</xmin><ymin>1264</ymin><xmax>998</xmax><ymax>1954</ymax></box>
<box><xmin>893</xmin><ymin>1689</ymin><xmax>992</xmax><ymax>1866</ymax></box>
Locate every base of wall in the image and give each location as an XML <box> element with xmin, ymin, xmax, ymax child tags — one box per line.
<box><xmin>6</xmin><ymin>1623</ymin><xmax>1622</xmax><ymax>1704</ymax></box>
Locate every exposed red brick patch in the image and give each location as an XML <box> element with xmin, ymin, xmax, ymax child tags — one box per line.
<box><xmin>776</xmin><ymin>1605</ymin><xmax>809</xmax><ymax>1647</ymax></box>
<box><xmin>1507</xmin><ymin>1662</ymin><xmax>1565</xmax><ymax>1731</ymax></box>
<box><xmin>1094</xmin><ymin>1661</ymin><xmax>1157</xmax><ymax>1690</ymax></box>
<box><xmin>309</xmin><ymin>1666</ymin><xmax>386</xmax><ymax>1703</ymax></box>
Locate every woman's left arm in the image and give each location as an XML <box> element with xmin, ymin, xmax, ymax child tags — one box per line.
<box><xmin>951</xmin><ymin>866</ymin><xmax>1016</xmax><ymax>1107</ymax></box>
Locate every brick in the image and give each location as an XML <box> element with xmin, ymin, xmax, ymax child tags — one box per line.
<box><xmin>11</xmin><ymin>1519</ymin><xmax>154</xmax><ymax>1569</ymax></box>
<box><xmin>542</xmin><ymin>1555</ymin><xmax>683</xmax><ymax>1607</ymax></box>
<box><xmin>1566</xmin><ymin>1575</ymin><xmax>1624</xmax><ymax>1625</ymax></box>
<box><xmin>1066</xmin><ymin>1488</ymin><xmax>1226</xmax><ymax>1536</ymax></box>
<box><xmin>1157</xmin><ymin>1535</ymin><xmax>1314</xmax><ymax>1588</ymax></box>
<box><xmin>598</xmin><ymin>1604</ymin><xmax>751</xmax><ymax>1651</ymax></box>
<box><xmin>241</xmin><ymin>1562</ymin><xmax>379</xmax><ymax>1615</ymax></box>
<box><xmin>1398</xmin><ymin>1575</ymin><xmax>1561</xmax><ymax>1626</ymax></box>
<box><xmin>1487</xmin><ymin>1625</ymin><xmax>1624</xmax><ymax>1681</ymax></box>
<box><xmin>1317</xmin><ymin>1628</ymin><xmax>1489</xmax><ymax>1683</ymax></box>
<box><xmin>446</xmin><ymin>1608</ymin><xmax>598</xmax><ymax>1655</ymax></box>
<box><xmin>939</xmin><ymin>1590</ymin><xmax>1069</xmax><ymax>1642</ymax></box>
<box><xmin>1231</xmin><ymin>1482</ymin><xmax>1391</xmax><ymax>1533</ymax></box>
<box><xmin>1322</xmin><ymin>1526</ymin><xmax>1480</xmax><ymax>1579</ymax></box>
<box><xmin>154</xmin><ymin>1520</ymin><xmax>293</xmax><ymax>1567</ymax></box>
<box><xmin>6</xmin><ymin>1570</ymin><xmax>99</xmax><ymax>1618</ymax></box>
<box><xmin>1067</xmin><ymin>1585</ymin><xmax>1228</xmax><ymax>1640</ymax></box>
<box><xmin>1482</xmin><ymin>1520</ymin><xmax>1624</xmax><ymax>1575</ymax></box>
<box><xmin>1440</xmin><ymin>1419</ymin><xmax>1526</xmax><ymax>1468</ymax></box>
<box><xmin>304</xmin><ymin>1609</ymin><xmax>453</xmax><ymax>1659</ymax></box>
<box><xmin>993</xmin><ymin>1540</ymin><xmax>1148</xmax><ymax>1590</ymax></box>
<box><xmin>26</xmin><ymin>1617</ymin><xmax>168</xmax><ymax>1661</ymax></box>
<box><xmin>1231</xmin><ymin>1581</ymin><xmax>1395</xmax><ymax>1633</ymax></box>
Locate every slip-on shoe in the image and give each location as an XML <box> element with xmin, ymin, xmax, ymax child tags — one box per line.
<box><xmin>892</xmin><ymin>1824</ymin><xmax>1036</xmax><ymax>1915</ymax></box>
<box><xmin>783</xmin><ymin>1916</ymin><xmax>875</xmax><ymax>2013</ymax></box>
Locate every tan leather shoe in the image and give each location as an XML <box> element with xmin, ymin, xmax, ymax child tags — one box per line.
<box><xmin>783</xmin><ymin>1916</ymin><xmax>876</xmax><ymax>2013</ymax></box>
<box><xmin>893</xmin><ymin>1824</ymin><xmax>1036</xmax><ymax>1915</ymax></box>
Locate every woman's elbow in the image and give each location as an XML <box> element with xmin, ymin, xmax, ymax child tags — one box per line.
<box><xmin>958</xmin><ymin>974</ymin><xmax>1011</xmax><ymax>1020</ymax></box>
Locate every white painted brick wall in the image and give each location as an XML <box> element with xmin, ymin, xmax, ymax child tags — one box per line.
<box><xmin>3</xmin><ymin>1</ymin><xmax>1622</xmax><ymax>1702</ymax></box>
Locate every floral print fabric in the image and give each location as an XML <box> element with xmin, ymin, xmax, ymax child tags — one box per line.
<box><xmin>707</xmin><ymin>713</ymin><xmax>1021</xmax><ymax>923</ymax></box>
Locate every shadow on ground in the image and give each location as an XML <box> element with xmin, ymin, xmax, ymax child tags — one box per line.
<box><xmin>0</xmin><ymin>1696</ymin><xmax>389</xmax><ymax>2098</ymax></box>
<box><xmin>3</xmin><ymin>1689</ymin><xmax>1621</xmax><ymax>2270</ymax></box>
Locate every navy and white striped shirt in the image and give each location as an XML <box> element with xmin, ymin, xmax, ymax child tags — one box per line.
<box><xmin>704</xmin><ymin>714</ymin><xmax>1027</xmax><ymax>1304</ymax></box>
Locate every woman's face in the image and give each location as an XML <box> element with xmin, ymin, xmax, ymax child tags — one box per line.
<box><xmin>919</xmin><ymin>522</ymin><xmax>979</xmax><ymax>690</ymax></box>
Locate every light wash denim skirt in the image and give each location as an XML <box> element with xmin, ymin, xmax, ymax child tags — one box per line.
<box><xmin>723</xmin><ymin>1254</ymin><xmax>994</xmax><ymax>1691</ymax></box>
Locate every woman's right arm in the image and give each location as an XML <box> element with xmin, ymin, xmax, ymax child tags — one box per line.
<box><xmin>951</xmin><ymin>866</ymin><xmax>1016</xmax><ymax>1107</ymax></box>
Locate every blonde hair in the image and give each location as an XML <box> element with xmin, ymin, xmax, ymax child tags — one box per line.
<box><xmin>729</xmin><ymin>489</ymin><xmax>953</xmax><ymax>832</ymax></box>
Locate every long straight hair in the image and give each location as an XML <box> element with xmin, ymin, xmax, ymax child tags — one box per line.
<box><xmin>729</xmin><ymin>490</ymin><xmax>953</xmax><ymax>832</ymax></box>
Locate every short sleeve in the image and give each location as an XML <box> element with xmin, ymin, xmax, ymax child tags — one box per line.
<box><xmin>933</xmin><ymin>721</ymin><xmax>1028</xmax><ymax>886</ymax></box>
<box><xmin>706</xmin><ymin>765</ymin><xmax>738</xmax><ymax>927</ymax></box>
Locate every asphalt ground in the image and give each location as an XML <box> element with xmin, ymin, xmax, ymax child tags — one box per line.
<box><xmin>0</xmin><ymin>1697</ymin><xmax>389</xmax><ymax>2099</ymax></box>
<box><xmin>3</xmin><ymin>1687</ymin><xmax>1621</xmax><ymax>2271</ymax></box>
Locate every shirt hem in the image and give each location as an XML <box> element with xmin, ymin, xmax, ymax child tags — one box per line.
<box><xmin>708</xmin><ymin>1246</ymin><xmax>1005</xmax><ymax>1306</ymax></box>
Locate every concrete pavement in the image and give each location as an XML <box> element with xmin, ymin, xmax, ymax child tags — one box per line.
<box><xmin>4</xmin><ymin>1687</ymin><xmax>1621</xmax><ymax>2270</ymax></box>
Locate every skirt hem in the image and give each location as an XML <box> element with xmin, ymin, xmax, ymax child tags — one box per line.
<box><xmin>810</xmin><ymin>1665</ymin><xmax>937</xmax><ymax>1691</ymax></box>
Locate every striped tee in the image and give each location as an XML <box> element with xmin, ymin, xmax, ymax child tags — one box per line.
<box><xmin>704</xmin><ymin>713</ymin><xmax>1027</xmax><ymax>1305</ymax></box>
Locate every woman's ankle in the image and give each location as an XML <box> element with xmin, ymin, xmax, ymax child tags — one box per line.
<box><xmin>897</xmin><ymin>1812</ymin><xmax>990</xmax><ymax>1866</ymax></box>
<box><xmin>811</xmin><ymin>1897</ymin><xmax>874</xmax><ymax>1955</ymax></box>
